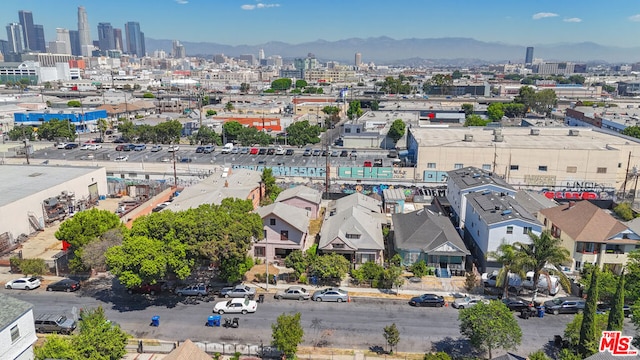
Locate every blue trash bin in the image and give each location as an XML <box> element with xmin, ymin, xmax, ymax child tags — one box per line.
<box><xmin>212</xmin><ymin>315</ymin><xmax>221</xmax><ymax>327</ymax></box>
<box><xmin>207</xmin><ymin>316</ymin><xmax>215</xmax><ymax>327</ymax></box>
<box><xmin>537</xmin><ymin>307</ymin><xmax>544</xmax><ymax>318</ymax></box>
<box><xmin>151</xmin><ymin>316</ymin><xmax>160</xmax><ymax>326</ymax></box>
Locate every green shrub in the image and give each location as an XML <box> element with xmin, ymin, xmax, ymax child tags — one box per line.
<box><xmin>299</xmin><ymin>274</ymin><xmax>308</xmax><ymax>284</ymax></box>
<box><xmin>410</xmin><ymin>260</ymin><xmax>428</xmax><ymax>277</ymax></box>
<box><xmin>614</xmin><ymin>202</ymin><xmax>635</xmax><ymax>221</ymax></box>
<box><xmin>11</xmin><ymin>258</ymin><xmax>48</xmax><ymax>276</ymax></box>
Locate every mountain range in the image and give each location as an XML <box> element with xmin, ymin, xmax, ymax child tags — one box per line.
<box><xmin>145</xmin><ymin>37</ymin><xmax>640</xmax><ymax>65</ymax></box>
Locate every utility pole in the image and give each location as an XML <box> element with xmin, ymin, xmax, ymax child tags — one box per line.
<box><xmin>622</xmin><ymin>151</ymin><xmax>632</xmax><ymax>200</ymax></box>
<box><xmin>172</xmin><ymin>146</ymin><xmax>177</xmax><ymax>187</ymax></box>
<box><xmin>23</xmin><ymin>139</ymin><xmax>30</xmax><ymax>165</ymax></box>
<box><xmin>492</xmin><ymin>144</ymin><xmax>497</xmax><ymax>173</ymax></box>
<box><xmin>325</xmin><ymin>140</ymin><xmax>330</xmax><ymax>195</ymax></box>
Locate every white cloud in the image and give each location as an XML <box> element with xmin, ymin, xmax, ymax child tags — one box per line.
<box><xmin>629</xmin><ymin>14</ymin><xmax>640</xmax><ymax>22</ymax></box>
<box><xmin>563</xmin><ymin>17</ymin><xmax>582</xmax><ymax>23</ymax></box>
<box><xmin>241</xmin><ymin>3</ymin><xmax>280</xmax><ymax>10</ymax></box>
<box><xmin>532</xmin><ymin>12</ymin><xmax>559</xmax><ymax>20</ymax></box>
<box><xmin>175</xmin><ymin>0</ymin><xmax>188</xmax><ymax>4</ymax></box>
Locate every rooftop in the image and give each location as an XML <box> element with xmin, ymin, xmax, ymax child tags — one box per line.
<box><xmin>0</xmin><ymin>293</ymin><xmax>33</xmax><ymax>331</ymax></box>
<box><xmin>447</xmin><ymin>166</ymin><xmax>514</xmax><ymax>192</ymax></box>
<box><xmin>465</xmin><ymin>191</ymin><xmax>540</xmax><ymax>226</ymax></box>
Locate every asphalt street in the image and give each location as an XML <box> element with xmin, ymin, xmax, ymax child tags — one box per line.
<box><xmin>1</xmin><ymin>282</ymin><xmax>616</xmax><ymax>356</ymax></box>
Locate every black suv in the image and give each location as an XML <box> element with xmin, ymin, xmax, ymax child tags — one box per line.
<box><xmin>34</xmin><ymin>314</ymin><xmax>76</xmax><ymax>334</ymax></box>
<box><xmin>544</xmin><ymin>297</ymin><xmax>585</xmax><ymax>315</ymax></box>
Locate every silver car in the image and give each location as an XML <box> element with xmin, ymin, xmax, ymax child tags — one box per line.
<box><xmin>274</xmin><ymin>286</ymin><xmax>310</xmax><ymax>301</ymax></box>
<box><xmin>451</xmin><ymin>296</ymin><xmax>490</xmax><ymax>309</ymax></box>
<box><xmin>311</xmin><ymin>288</ymin><xmax>349</xmax><ymax>302</ymax></box>
<box><xmin>220</xmin><ymin>284</ymin><xmax>256</xmax><ymax>298</ymax></box>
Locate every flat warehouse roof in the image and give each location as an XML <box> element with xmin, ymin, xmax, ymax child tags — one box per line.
<box><xmin>0</xmin><ymin>165</ymin><xmax>103</xmax><ymax>208</ymax></box>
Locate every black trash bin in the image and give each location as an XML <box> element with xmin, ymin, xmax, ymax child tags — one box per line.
<box><xmin>554</xmin><ymin>335</ymin><xmax>563</xmax><ymax>347</ymax></box>
<box><xmin>258</xmin><ymin>294</ymin><xmax>265</xmax><ymax>303</ymax></box>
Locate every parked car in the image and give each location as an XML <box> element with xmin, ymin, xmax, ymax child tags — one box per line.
<box><xmin>114</xmin><ymin>155</ymin><xmax>128</xmax><ymax>162</ymax></box>
<box><xmin>213</xmin><ymin>298</ymin><xmax>257</xmax><ymax>315</ymax></box>
<box><xmin>322</xmin><ymin>150</ymin><xmax>330</xmax><ymax>156</ymax></box>
<box><xmin>312</xmin><ymin>149</ymin><xmax>322</xmax><ymax>156</ymax></box>
<box><xmin>195</xmin><ymin>146</ymin><xmax>205</xmax><ymax>153</ymax></box>
<box><xmin>115</xmin><ymin>144</ymin><xmax>125</xmax><ymax>151</ymax></box>
<box><xmin>597</xmin><ymin>303</ymin><xmax>632</xmax><ymax>317</ymax></box>
<box><xmin>363</xmin><ymin>161</ymin><xmax>372</xmax><ymax>167</ymax></box>
<box><xmin>80</xmin><ymin>143</ymin><xmax>92</xmax><ymax>150</ymax></box>
<box><xmin>46</xmin><ymin>278</ymin><xmax>80</xmax><ymax>292</ymax></box>
<box><xmin>241</xmin><ymin>147</ymin><xmax>250</xmax><ymax>154</ymax></box>
<box><xmin>340</xmin><ymin>150</ymin><xmax>348</xmax><ymax>157</ymax></box>
<box><xmin>502</xmin><ymin>298</ymin><xmax>532</xmax><ymax>312</ymax></box>
<box><xmin>350</xmin><ymin>150</ymin><xmax>358</xmax><ymax>159</ymax></box>
<box><xmin>373</xmin><ymin>159</ymin><xmax>383</xmax><ymax>167</ymax></box>
<box><xmin>409</xmin><ymin>294</ymin><xmax>445</xmax><ymax>307</ymax></box>
<box><xmin>275</xmin><ymin>286</ymin><xmax>310</xmax><ymax>301</ymax></box>
<box><xmin>180</xmin><ymin>157</ymin><xmax>192</xmax><ymax>163</ymax></box>
<box><xmin>167</xmin><ymin>145</ymin><xmax>180</xmax><ymax>152</ymax></box>
<box><xmin>175</xmin><ymin>284</ymin><xmax>209</xmax><ymax>296</ymax></box>
<box><xmin>331</xmin><ymin>150</ymin><xmax>339</xmax><ymax>157</ymax></box>
<box><xmin>231</xmin><ymin>147</ymin><xmax>240</xmax><ymax>154</ymax></box>
<box><xmin>544</xmin><ymin>297</ymin><xmax>585</xmax><ymax>315</ymax></box>
<box><xmin>81</xmin><ymin>154</ymin><xmax>94</xmax><ymax>160</ymax></box>
<box><xmin>303</xmin><ymin>148</ymin><xmax>312</xmax><ymax>156</ymax></box>
<box><xmin>311</xmin><ymin>288</ymin><xmax>349</xmax><ymax>302</ymax></box>
<box><xmin>88</xmin><ymin>143</ymin><xmax>102</xmax><ymax>150</ymax></box>
<box><xmin>64</xmin><ymin>143</ymin><xmax>78</xmax><ymax>150</ymax></box>
<box><xmin>150</xmin><ymin>145</ymin><xmax>162</xmax><ymax>152</ymax></box>
<box><xmin>220</xmin><ymin>284</ymin><xmax>256</xmax><ymax>298</ymax></box>
<box><xmin>113</xmin><ymin>137</ymin><xmax>126</xmax><ymax>143</ymax></box>
<box><xmin>134</xmin><ymin>144</ymin><xmax>146</xmax><ymax>151</ymax></box>
<box><xmin>451</xmin><ymin>296</ymin><xmax>489</xmax><ymax>309</ymax></box>
<box><xmin>56</xmin><ymin>143</ymin><xmax>68</xmax><ymax>149</ymax></box>
<box><xmin>5</xmin><ymin>277</ymin><xmax>41</xmax><ymax>290</ymax></box>
<box><xmin>249</xmin><ymin>147</ymin><xmax>259</xmax><ymax>155</ymax></box>
<box><xmin>34</xmin><ymin>314</ymin><xmax>76</xmax><ymax>334</ymax></box>
<box><xmin>203</xmin><ymin>145</ymin><xmax>214</xmax><ymax>154</ymax></box>
<box><xmin>266</xmin><ymin>148</ymin><xmax>276</xmax><ymax>155</ymax></box>
<box><xmin>275</xmin><ymin>147</ymin><xmax>286</xmax><ymax>155</ymax></box>
<box><xmin>285</xmin><ymin>149</ymin><xmax>295</xmax><ymax>156</ymax></box>
<box><xmin>387</xmin><ymin>150</ymin><xmax>398</xmax><ymax>158</ymax></box>
<box><xmin>123</xmin><ymin>144</ymin><xmax>136</xmax><ymax>151</ymax></box>
<box><xmin>128</xmin><ymin>283</ymin><xmax>164</xmax><ymax>295</ymax></box>
<box><xmin>258</xmin><ymin>148</ymin><xmax>267</xmax><ymax>155</ymax></box>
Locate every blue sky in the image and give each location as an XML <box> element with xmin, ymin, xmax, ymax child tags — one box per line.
<box><xmin>2</xmin><ymin>0</ymin><xmax>640</xmax><ymax>48</ymax></box>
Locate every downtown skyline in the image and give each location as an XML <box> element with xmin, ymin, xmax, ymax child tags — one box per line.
<box><xmin>0</xmin><ymin>0</ymin><xmax>640</xmax><ymax>49</ymax></box>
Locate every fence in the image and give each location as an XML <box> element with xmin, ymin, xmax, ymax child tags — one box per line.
<box><xmin>128</xmin><ymin>339</ymin><xmax>282</xmax><ymax>358</ymax></box>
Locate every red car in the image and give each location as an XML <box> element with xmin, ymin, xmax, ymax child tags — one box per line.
<box><xmin>115</xmin><ymin>145</ymin><xmax>125</xmax><ymax>151</ymax></box>
<box><xmin>249</xmin><ymin>147</ymin><xmax>259</xmax><ymax>155</ymax></box>
<box><xmin>127</xmin><ymin>283</ymin><xmax>164</xmax><ymax>295</ymax></box>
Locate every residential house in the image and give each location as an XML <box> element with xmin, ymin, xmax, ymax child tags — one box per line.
<box><xmin>383</xmin><ymin>188</ymin><xmax>406</xmax><ymax>214</ymax></box>
<box><xmin>253</xmin><ymin>202</ymin><xmax>311</xmax><ymax>263</ymax></box>
<box><xmin>446</xmin><ymin>166</ymin><xmax>516</xmax><ymax>230</ymax></box>
<box><xmin>464</xmin><ymin>190</ymin><xmax>542</xmax><ymax>272</ymax></box>
<box><xmin>538</xmin><ymin>201</ymin><xmax>640</xmax><ymax>274</ymax></box>
<box><xmin>392</xmin><ymin>208</ymin><xmax>470</xmax><ymax>276</ymax></box>
<box><xmin>164</xmin><ymin>339</ymin><xmax>212</xmax><ymax>360</ymax></box>
<box><xmin>319</xmin><ymin>193</ymin><xmax>387</xmax><ymax>265</ymax></box>
<box><xmin>0</xmin><ymin>293</ymin><xmax>37</xmax><ymax>360</ymax></box>
<box><xmin>275</xmin><ymin>185</ymin><xmax>322</xmax><ymax>219</ymax></box>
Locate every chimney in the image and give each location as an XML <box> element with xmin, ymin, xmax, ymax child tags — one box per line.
<box><xmin>568</xmin><ymin>201</ymin><xmax>576</xmax><ymax>209</ymax></box>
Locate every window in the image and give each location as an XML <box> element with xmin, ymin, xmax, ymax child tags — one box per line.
<box><xmin>619</xmin><ymin>163</ymin><xmax>623</xmax><ymax>168</ymax></box>
<box><xmin>10</xmin><ymin>325</ymin><xmax>19</xmax><ymax>342</ymax></box>
<box><xmin>280</xmin><ymin>230</ymin><xmax>289</xmax><ymax>240</ymax></box>
<box><xmin>454</xmin><ymin>163</ymin><xmax>463</xmax><ymax>169</ymax></box>
<box><xmin>482</xmin><ymin>164</ymin><xmax>491</xmax><ymax>170</ymax></box>
<box><xmin>597</xmin><ymin>167</ymin><xmax>607</xmax><ymax>174</ymax></box>
<box><xmin>538</xmin><ymin>165</ymin><xmax>548</xmax><ymax>172</ymax></box>
<box><xmin>254</xmin><ymin>246</ymin><xmax>265</xmax><ymax>257</ymax></box>
<box><xmin>506</xmin><ymin>226</ymin><xmax>513</xmax><ymax>234</ymax></box>
<box><xmin>551</xmin><ymin>224</ymin><xmax>561</xmax><ymax>238</ymax></box>
<box><xmin>269</xmin><ymin>218</ymin><xmax>276</xmax><ymax>226</ymax></box>
<box><xmin>333</xmin><ymin>243</ymin><xmax>345</xmax><ymax>248</ymax></box>
<box><xmin>510</xmin><ymin>165</ymin><xmax>519</xmax><ymax>171</ymax></box>
<box><xmin>566</xmin><ymin>166</ymin><xmax>577</xmax><ymax>173</ymax></box>
<box><xmin>523</xmin><ymin>226</ymin><xmax>532</xmax><ymax>234</ymax></box>
<box><xmin>263</xmin><ymin>230</ymin><xmax>267</xmax><ymax>239</ymax></box>
<box><xmin>346</xmin><ymin>233</ymin><xmax>361</xmax><ymax>239</ymax></box>
<box><xmin>345</xmin><ymin>128</ymin><xmax>351</xmax><ymax>133</ymax></box>
<box><xmin>427</xmin><ymin>163</ymin><xmax>436</xmax><ymax>169</ymax></box>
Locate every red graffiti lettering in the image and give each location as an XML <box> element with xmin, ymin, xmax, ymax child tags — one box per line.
<box><xmin>542</xmin><ymin>191</ymin><xmax>599</xmax><ymax>200</ymax></box>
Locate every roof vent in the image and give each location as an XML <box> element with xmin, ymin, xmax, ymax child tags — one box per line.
<box><xmin>482</xmin><ymin>190</ymin><xmax>491</xmax><ymax>195</ymax></box>
<box><xmin>530</xmin><ymin>128</ymin><xmax>540</xmax><ymax>136</ymax></box>
<box><xmin>501</xmin><ymin>209</ymin><xmax>512</xmax><ymax>216</ymax></box>
<box><xmin>493</xmin><ymin>128</ymin><xmax>502</xmax><ymax>136</ymax></box>
<box><xmin>464</xmin><ymin>134</ymin><xmax>474</xmax><ymax>142</ymax></box>
<box><xmin>569</xmin><ymin>129</ymin><xmax>580</xmax><ymax>136</ymax></box>
<box><xmin>472</xmin><ymin>173</ymin><xmax>481</xmax><ymax>178</ymax></box>
<box><xmin>494</xmin><ymin>205</ymin><xmax>501</xmax><ymax>211</ymax></box>
<box><xmin>493</xmin><ymin>134</ymin><xmax>504</xmax><ymax>142</ymax></box>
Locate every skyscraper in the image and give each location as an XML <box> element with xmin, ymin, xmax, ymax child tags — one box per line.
<box><xmin>33</xmin><ymin>25</ymin><xmax>46</xmax><ymax>52</ymax></box>
<box><xmin>113</xmin><ymin>28</ymin><xmax>123</xmax><ymax>51</ymax></box>
<box><xmin>355</xmin><ymin>52</ymin><xmax>362</xmax><ymax>67</ymax></box>
<box><xmin>525</xmin><ymin>47</ymin><xmax>534</xmax><ymax>65</ymax></box>
<box><xmin>18</xmin><ymin>11</ymin><xmax>36</xmax><ymax>51</ymax></box>
<box><xmin>172</xmin><ymin>40</ymin><xmax>185</xmax><ymax>58</ymax></box>
<box><xmin>125</xmin><ymin>21</ymin><xmax>145</xmax><ymax>57</ymax></box>
<box><xmin>50</xmin><ymin>28</ymin><xmax>71</xmax><ymax>54</ymax></box>
<box><xmin>77</xmin><ymin>6</ymin><xmax>92</xmax><ymax>56</ymax></box>
<box><xmin>258</xmin><ymin>48</ymin><xmax>265</xmax><ymax>60</ymax></box>
<box><xmin>97</xmin><ymin>22</ymin><xmax>115</xmax><ymax>52</ymax></box>
<box><xmin>6</xmin><ymin>23</ymin><xmax>23</xmax><ymax>54</ymax></box>
<box><xmin>69</xmin><ymin>30</ymin><xmax>81</xmax><ymax>56</ymax></box>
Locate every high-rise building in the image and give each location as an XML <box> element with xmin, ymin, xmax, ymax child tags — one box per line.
<box><xmin>239</xmin><ymin>54</ymin><xmax>255</xmax><ymax>65</ymax></box>
<box><xmin>77</xmin><ymin>6</ymin><xmax>92</xmax><ymax>56</ymax></box>
<box><xmin>525</xmin><ymin>47</ymin><xmax>534</xmax><ymax>65</ymax></box>
<box><xmin>125</xmin><ymin>21</ymin><xmax>145</xmax><ymax>57</ymax></box>
<box><xmin>6</xmin><ymin>23</ymin><xmax>23</xmax><ymax>54</ymax></box>
<box><xmin>97</xmin><ymin>22</ymin><xmax>115</xmax><ymax>52</ymax></box>
<box><xmin>18</xmin><ymin>11</ymin><xmax>36</xmax><ymax>51</ymax></box>
<box><xmin>53</xmin><ymin>28</ymin><xmax>71</xmax><ymax>54</ymax></box>
<box><xmin>355</xmin><ymin>52</ymin><xmax>362</xmax><ymax>67</ymax></box>
<box><xmin>69</xmin><ymin>30</ymin><xmax>81</xmax><ymax>56</ymax></box>
<box><xmin>0</xmin><ymin>40</ymin><xmax>9</xmax><ymax>56</ymax></box>
<box><xmin>258</xmin><ymin>48</ymin><xmax>265</xmax><ymax>60</ymax></box>
<box><xmin>172</xmin><ymin>40</ymin><xmax>185</xmax><ymax>58</ymax></box>
<box><xmin>113</xmin><ymin>28</ymin><xmax>123</xmax><ymax>51</ymax></box>
<box><xmin>33</xmin><ymin>25</ymin><xmax>46</xmax><ymax>52</ymax></box>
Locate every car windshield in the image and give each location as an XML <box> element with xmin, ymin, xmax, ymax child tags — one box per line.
<box><xmin>28</xmin><ymin>277</ymin><xmax>38</xmax><ymax>282</ymax></box>
<box><xmin>57</xmin><ymin>316</ymin><xmax>67</xmax><ymax>323</ymax></box>
<box><xmin>551</xmin><ymin>298</ymin><xmax>564</xmax><ymax>305</ymax></box>
<box><xmin>226</xmin><ymin>300</ymin><xmax>232</xmax><ymax>306</ymax></box>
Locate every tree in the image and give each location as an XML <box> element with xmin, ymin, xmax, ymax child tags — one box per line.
<box><xmin>410</xmin><ymin>260</ymin><xmax>428</xmax><ymax>277</ymax></box>
<box><xmin>271</xmin><ymin>312</ymin><xmax>304</xmax><ymax>359</ymax></box>
<box><xmin>35</xmin><ymin>335</ymin><xmax>79</xmax><ymax>360</ymax></box>
<box><xmin>7</xmin><ymin>125</ymin><xmax>36</xmax><ymax>141</ymax></box>
<box><xmin>36</xmin><ymin>119</ymin><xmax>76</xmax><ymax>141</ymax></box>
<box><xmin>117</xmin><ymin>119</ymin><xmax>135</xmax><ymax>141</ymax></box>
<box><xmin>564</xmin><ymin>313</ymin><xmax>608</xmax><ymax>349</ymax></box>
<box><xmin>486</xmin><ymin>102</ymin><xmax>504</xmax><ymax>122</ymax></box>
<box><xmin>514</xmin><ymin>230</ymin><xmax>571</xmax><ymax>301</ymax></box>
<box><xmin>285</xmin><ymin>250</ymin><xmax>308</xmax><ymax>278</ymax></box>
<box><xmin>383</xmin><ymin>323</ymin><xmax>400</xmax><ymax>354</ymax></box>
<box><xmin>458</xmin><ymin>300</ymin><xmax>522</xmax><ymax>358</ymax></box>
<box><xmin>533</xmin><ymin>89</ymin><xmax>558</xmax><ymax>116</ymax></box>
<box><xmin>502</xmin><ymin>103</ymin><xmax>526</xmax><ymax>118</ymax></box>
<box><xmin>142</xmin><ymin>92</ymin><xmax>155</xmax><ymax>98</ymax></box>
<box><xmin>451</xmin><ymin>70</ymin><xmax>463</xmax><ymax>80</ymax></box>
<box><xmin>308</xmin><ymin>253</ymin><xmax>350</xmax><ymax>281</ymax></box>
<box><xmin>461</xmin><ymin>103</ymin><xmax>474</xmax><ymax>116</ymax></box>
<box><xmin>285</xmin><ymin>120</ymin><xmax>321</xmax><ymax>146</ymax></box>
<box><xmin>614</xmin><ymin>202</ymin><xmax>635</xmax><ymax>220</ymax></box>
<box><xmin>271</xmin><ymin>78</ymin><xmax>292</xmax><ymax>91</ymax></box>
<box><xmin>423</xmin><ymin>352</ymin><xmax>452</xmax><ymax>360</ymax></box>
<box><xmin>295</xmin><ymin>79</ymin><xmax>308</xmax><ymax>88</ymax></box>
<box><xmin>96</xmin><ymin>118</ymin><xmax>108</xmax><ymax>142</ymax></box>
<box><xmin>224</xmin><ymin>102</ymin><xmax>234</xmax><ymax>111</ymax></box>
<box><xmin>607</xmin><ymin>273</ymin><xmax>625</xmax><ymax>331</ymax></box>
<box><xmin>464</xmin><ymin>115</ymin><xmax>489</xmax><ymax>127</ymax></box>
<box><xmin>223</xmin><ymin>121</ymin><xmax>244</xmax><ymax>141</ymax></box>
<box><xmin>240</xmin><ymin>82</ymin><xmax>250</xmax><ymax>93</ymax></box>
<box><xmin>424</xmin><ymin>74</ymin><xmax>453</xmax><ymax>96</ymax></box>
<box><xmin>261</xmin><ymin>168</ymin><xmax>282</xmax><ymax>203</ymax></box>
<box><xmin>218</xmin><ymin>254</ymin><xmax>253</xmax><ymax>283</ymax></box>
<box><xmin>465</xmin><ymin>272</ymin><xmax>478</xmax><ymax>293</ymax></box>
<box><xmin>74</xmin><ymin>307</ymin><xmax>129</xmax><ymax>360</ymax></box>
<box><xmin>81</xmin><ymin>229</ymin><xmax>124</xmax><ymax>272</ymax></box>
<box><xmin>192</xmin><ymin>125</ymin><xmax>219</xmax><ymax>145</ymax></box>
<box><xmin>67</xmin><ymin>100</ymin><xmax>82</xmax><ymax>107</ymax></box>
<box><xmin>578</xmin><ymin>266</ymin><xmax>599</xmax><ymax>357</ymax></box>
<box><xmin>55</xmin><ymin>209</ymin><xmax>123</xmax><ymax>251</ymax></box>
<box><xmin>514</xmin><ymin>86</ymin><xmax>536</xmax><ymax>112</ymax></box>
<box><xmin>388</xmin><ymin>119</ymin><xmax>406</xmax><ymax>143</ymax></box>
<box><xmin>487</xmin><ymin>243</ymin><xmax>526</xmax><ymax>299</ymax></box>
<box><xmin>14</xmin><ymin>258</ymin><xmax>48</xmax><ymax>276</ymax></box>
<box><xmin>347</xmin><ymin>100</ymin><xmax>363</xmax><ymax>120</ymax></box>
<box><xmin>154</xmin><ymin>120</ymin><xmax>183</xmax><ymax>144</ymax></box>
<box><xmin>371</xmin><ymin>100</ymin><xmax>379</xmax><ymax>111</ymax></box>
<box><xmin>579</xmin><ymin>264</ymin><xmax>617</xmax><ymax>303</ymax></box>
<box><xmin>625</xmin><ymin>250</ymin><xmax>640</xmax><ymax>303</ymax></box>
<box><xmin>206</xmin><ymin>109</ymin><xmax>217</xmax><ymax>116</ymax></box>
<box><xmin>528</xmin><ymin>350</ymin><xmax>552</xmax><ymax>360</ymax></box>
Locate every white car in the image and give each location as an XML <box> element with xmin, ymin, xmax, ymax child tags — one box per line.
<box><xmin>56</xmin><ymin>143</ymin><xmax>68</xmax><ymax>149</ymax></box>
<box><xmin>80</xmin><ymin>144</ymin><xmax>92</xmax><ymax>150</ymax></box>
<box><xmin>88</xmin><ymin>144</ymin><xmax>102</xmax><ymax>150</ymax></box>
<box><xmin>5</xmin><ymin>277</ymin><xmax>41</xmax><ymax>290</ymax></box>
<box><xmin>213</xmin><ymin>298</ymin><xmax>257</xmax><ymax>315</ymax></box>
<box><xmin>167</xmin><ymin>145</ymin><xmax>180</xmax><ymax>152</ymax></box>
<box><xmin>114</xmin><ymin>155</ymin><xmax>128</xmax><ymax>162</ymax></box>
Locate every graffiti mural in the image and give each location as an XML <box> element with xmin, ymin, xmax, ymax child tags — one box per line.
<box><xmin>540</xmin><ymin>180</ymin><xmax>615</xmax><ymax>201</ymax></box>
<box><xmin>276</xmin><ymin>180</ymin><xmax>447</xmax><ymax>198</ymax></box>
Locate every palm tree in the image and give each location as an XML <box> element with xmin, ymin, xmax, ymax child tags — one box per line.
<box><xmin>487</xmin><ymin>243</ymin><xmax>526</xmax><ymax>299</ymax></box>
<box><xmin>514</xmin><ymin>230</ymin><xmax>571</xmax><ymax>302</ymax></box>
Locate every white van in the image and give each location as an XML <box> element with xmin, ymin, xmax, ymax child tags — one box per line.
<box><xmin>523</xmin><ymin>271</ymin><xmax>560</xmax><ymax>296</ymax></box>
<box><xmin>221</xmin><ymin>143</ymin><xmax>234</xmax><ymax>154</ymax></box>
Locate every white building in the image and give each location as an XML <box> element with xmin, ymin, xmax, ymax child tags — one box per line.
<box><xmin>0</xmin><ymin>293</ymin><xmax>37</xmax><ymax>360</ymax></box>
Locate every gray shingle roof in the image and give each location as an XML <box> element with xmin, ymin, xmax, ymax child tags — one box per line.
<box><xmin>514</xmin><ymin>190</ymin><xmax>558</xmax><ymax>216</ymax></box>
<box><xmin>319</xmin><ymin>206</ymin><xmax>385</xmax><ymax>251</ymax></box>
<box><xmin>383</xmin><ymin>188</ymin><xmax>406</xmax><ymax>201</ymax></box>
<box><xmin>275</xmin><ymin>185</ymin><xmax>322</xmax><ymax>205</ymax></box>
<box><xmin>256</xmin><ymin>202</ymin><xmax>310</xmax><ymax>233</ymax></box>
<box><xmin>392</xmin><ymin>209</ymin><xmax>469</xmax><ymax>255</ymax></box>
<box><xmin>332</xmin><ymin>192</ymin><xmax>382</xmax><ymax>214</ymax></box>
<box><xmin>465</xmin><ymin>191</ymin><xmax>541</xmax><ymax>226</ymax></box>
<box><xmin>0</xmin><ymin>293</ymin><xmax>33</xmax><ymax>331</ymax></box>
<box><xmin>584</xmin><ymin>352</ymin><xmax>640</xmax><ymax>360</ymax></box>
<box><xmin>447</xmin><ymin>166</ymin><xmax>514</xmax><ymax>192</ymax></box>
